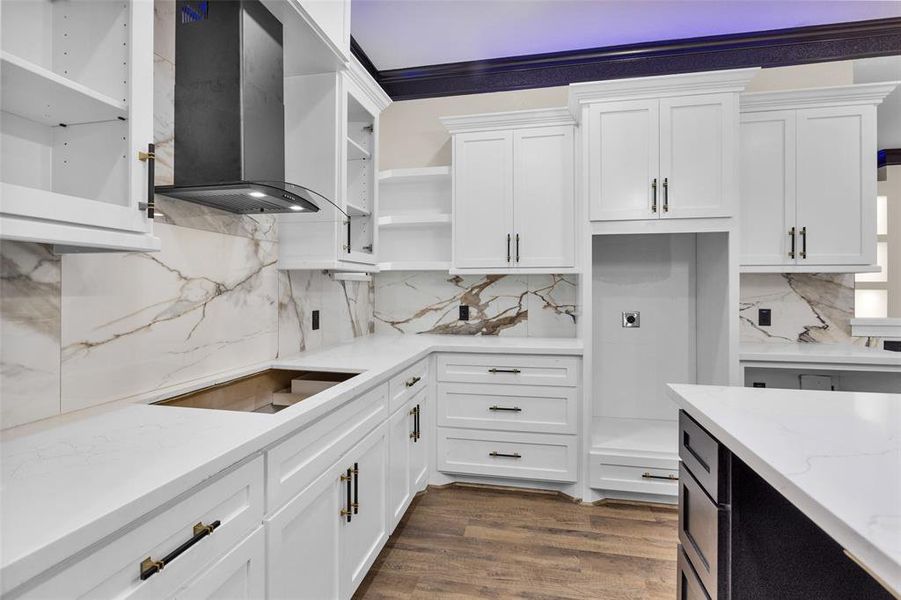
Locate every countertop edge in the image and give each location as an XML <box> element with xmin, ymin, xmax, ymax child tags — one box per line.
<box><xmin>1</xmin><ymin>336</ymin><xmax>582</xmax><ymax>593</ymax></box>
<box><xmin>666</xmin><ymin>384</ymin><xmax>901</xmax><ymax>596</ymax></box>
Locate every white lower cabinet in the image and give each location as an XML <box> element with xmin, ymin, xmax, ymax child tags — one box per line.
<box><xmin>18</xmin><ymin>457</ymin><xmax>264</xmax><ymax>600</ymax></box>
<box><xmin>266</xmin><ymin>423</ymin><xmax>388</xmax><ymax>600</ymax></box>
<box><xmin>174</xmin><ymin>527</ymin><xmax>265</xmax><ymax>600</ymax></box>
<box><xmin>387</xmin><ymin>388</ymin><xmax>429</xmax><ymax>532</ymax></box>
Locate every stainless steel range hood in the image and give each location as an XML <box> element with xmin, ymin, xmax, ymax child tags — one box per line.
<box><xmin>155</xmin><ymin>0</ymin><xmax>321</xmax><ymax>214</ymax></box>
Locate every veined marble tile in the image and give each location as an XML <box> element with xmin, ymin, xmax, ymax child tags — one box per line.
<box><xmin>739</xmin><ymin>273</ymin><xmax>864</xmax><ymax>345</ymax></box>
<box><xmin>154</xmin><ymin>197</ymin><xmax>279</xmax><ymax>242</ymax></box>
<box><xmin>154</xmin><ymin>0</ymin><xmax>175</xmax><ymax>64</ymax></box>
<box><xmin>60</xmin><ymin>223</ymin><xmax>278</xmax><ymax>411</ymax></box>
<box><xmin>0</xmin><ymin>242</ymin><xmax>61</xmax><ymax>429</ymax></box>
<box><xmin>526</xmin><ymin>274</ymin><xmax>578</xmax><ymax>338</ymax></box>
<box><xmin>278</xmin><ymin>271</ymin><xmax>372</xmax><ymax>357</ymax></box>
<box><xmin>153</xmin><ymin>53</ymin><xmax>174</xmax><ymax>187</ymax></box>
<box><xmin>373</xmin><ymin>271</ymin><xmax>576</xmax><ymax>337</ymax></box>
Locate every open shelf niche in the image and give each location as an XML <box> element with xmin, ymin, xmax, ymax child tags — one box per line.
<box><xmin>588</xmin><ymin>231</ymin><xmax>736</xmax><ymax>499</ymax></box>
<box><xmin>377</xmin><ymin>167</ymin><xmax>452</xmax><ymax>271</ymax></box>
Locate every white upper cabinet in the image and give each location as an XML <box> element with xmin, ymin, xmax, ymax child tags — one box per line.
<box><xmin>570</xmin><ymin>68</ymin><xmax>758</xmax><ymax>225</ymax></box>
<box><xmin>513</xmin><ymin>126</ymin><xmax>575</xmax><ymax>268</ymax></box>
<box><xmin>0</xmin><ymin>0</ymin><xmax>159</xmax><ymax>252</ymax></box>
<box><xmin>279</xmin><ymin>56</ymin><xmax>390</xmax><ymax>271</ymax></box>
<box><xmin>739</xmin><ymin>83</ymin><xmax>897</xmax><ymax>271</ymax></box>
<box><xmin>659</xmin><ymin>93</ymin><xmax>735</xmax><ymax>219</ymax></box>
<box><xmin>442</xmin><ymin>109</ymin><xmax>576</xmax><ymax>273</ymax></box>
<box><xmin>451</xmin><ymin>130</ymin><xmax>515</xmax><ymax>269</ymax></box>
<box><xmin>588</xmin><ymin>99</ymin><xmax>659</xmax><ymax>221</ymax></box>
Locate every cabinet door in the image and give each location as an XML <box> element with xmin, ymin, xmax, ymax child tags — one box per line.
<box><xmin>452</xmin><ymin>131</ymin><xmax>514</xmax><ymax>268</ymax></box>
<box><xmin>740</xmin><ymin>111</ymin><xmax>797</xmax><ymax>266</ymax></box>
<box><xmin>174</xmin><ymin>528</ymin><xmax>265</xmax><ymax>600</ymax></box>
<box><xmin>266</xmin><ymin>468</ymin><xmax>341</xmax><ymax>600</ymax></box>
<box><xmin>512</xmin><ymin>126</ymin><xmax>575</xmax><ymax>267</ymax></box>
<box><xmin>340</xmin><ymin>424</ymin><xmax>388</xmax><ymax>599</ymax></box>
<box><xmin>587</xmin><ymin>100</ymin><xmax>659</xmax><ymax>221</ymax></box>
<box><xmin>387</xmin><ymin>402</ymin><xmax>413</xmax><ymax>532</ymax></box>
<box><xmin>796</xmin><ymin>105</ymin><xmax>876</xmax><ymax>266</ymax></box>
<box><xmin>660</xmin><ymin>93</ymin><xmax>735</xmax><ymax>219</ymax></box>
<box><xmin>409</xmin><ymin>390</ymin><xmax>429</xmax><ymax>493</ymax></box>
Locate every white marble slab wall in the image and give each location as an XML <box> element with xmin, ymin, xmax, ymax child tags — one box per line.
<box><xmin>0</xmin><ymin>243</ymin><xmax>62</xmax><ymax>428</ymax></box>
<box><xmin>373</xmin><ymin>272</ymin><xmax>577</xmax><ymax>337</ymax></box>
<box><xmin>739</xmin><ymin>273</ymin><xmax>875</xmax><ymax>345</ymax></box>
<box><xmin>278</xmin><ymin>271</ymin><xmax>374</xmax><ymax>355</ymax></box>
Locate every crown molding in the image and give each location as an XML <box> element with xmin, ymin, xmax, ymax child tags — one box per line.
<box><xmin>567</xmin><ymin>67</ymin><xmax>759</xmax><ymax>118</ymax></box>
<box><xmin>345</xmin><ymin>55</ymin><xmax>392</xmax><ymax>111</ymax></box>
<box><xmin>879</xmin><ymin>149</ymin><xmax>901</xmax><ymax>168</ymax></box>
<box><xmin>440</xmin><ymin>107</ymin><xmax>575</xmax><ymax>134</ymax></box>
<box><xmin>353</xmin><ymin>17</ymin><xmax>901</xmax><ymax>101</ymax></box>
<box><xmin>740</xmin><ymin>82</ymin><xmax>900</xmax><ymax>111</ymax></box>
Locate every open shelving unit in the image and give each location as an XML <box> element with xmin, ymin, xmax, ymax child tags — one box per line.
<box><xmin>0</xmin><ymin>0</ymin><xmax>157</xmax><ymax>252</ymax></box>
<box><xmin>377</xmin><ymin>167</ymin><xmax>452</xmax><ymax>271</ymax></box>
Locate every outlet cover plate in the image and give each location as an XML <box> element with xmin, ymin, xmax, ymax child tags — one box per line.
<box><xmin>622</xmin><ymin>311</ymin><xmax>640</xmax><ymax>328</ymax></box>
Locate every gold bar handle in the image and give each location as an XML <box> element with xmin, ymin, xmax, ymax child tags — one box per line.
<box><xmin>642</xmin><ymin>472</ymin><xmax>678</xmax><ymax>481</ymax></box>
<box><xmin>651</xmin><ymin>178</ymin><xmax>657</xmax><ymax>213</ymax></box>
<box><xmin>800</xmin><ymin>226</ymin><xmax>807</xmax><ymax>259</ymax></box>
<box><xmin>489</xmin><ymin>451</ymin><xmax>521</xmax><ymax>459</ymax></box>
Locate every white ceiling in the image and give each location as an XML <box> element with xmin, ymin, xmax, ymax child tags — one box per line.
<box><xmin>351</xmin><ymin>0</ymin><xmax>901</xmax><ymax>71</ymax></box>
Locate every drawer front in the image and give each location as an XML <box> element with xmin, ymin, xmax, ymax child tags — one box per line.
<box><xmin>590</xmin><ymin>461</ymin><xmax>679</xmax><ymax>496</ymax></box>
<box><xmin>266</xmin><ymin>383</ymin><xmax>388</xmax><ymax>513</ymax></box>
<box><xmin>677</xmin><ymin>545</ymin><xmax>711</xmax><ymax>600</ymax></box>
<box><xmin>437</xmin><ymin>353</ymin><xmax>579</xmax><ymax>387</ymax></box>
<box><xmin>389</xmin><ymin>358</ymin><xmax>429</xmax><ymax>414</ymax></box>
<box><xmin>679</xmin><ymin>464</ymin><xmax>728</xmax><ymax>600</ymax></box>
<box><xmin>679</xmin><ymin>411</ymin><xmax>726</xmax><ymax>503</ymax></box>
<box><xmin>437</xmin><ymin>382</ymin><xmax>578</xmax><ymax>434</ymax></box>
<box><xmin>23</xmin><ymin>457</ymin><xmax>264</xmax><ymax>600</ymax></box>
<box><xmin>173</xmin><ymin>526</ymin><xmax>265</xmax><ymax>599</ymax></box>
<box><xmin>436</xmin><ymin>428</ymin><xmax>577</xmax><ymax>483</ymax></box>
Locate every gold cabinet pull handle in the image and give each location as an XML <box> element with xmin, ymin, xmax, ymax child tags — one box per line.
<box><xmin>405</xmin><ymin>376</ymin><xmax>421</xmax><ymax>388</ymax></box>
<box><xmin>489</xmin><ymin>451</ymin><xmax>521</xmax><ymax>459</ymax></box>
<box><xmin>642</xmin><ymin>472</ymin><xmax>678</xmax><ymax>481</ymax></box>
<box><xmin>489</xmin><ymin>405</ymin><xmax>522</xmax><ymax>412</ymax></box>
<box><xmin>788</xmin><ymin>227</ymin><xmax>796</xmax><ymax>258</ymax></box>
<box><xmin>139</xmin><ymin>520</ymin><xmax>220</xmax><ymax>580</ymax></box>
<box><xmin>651</xmin><ymin>178</ymin><xmax>658</xmax><ymax>213</ymax></box>
<box><xmin>662</xmin><ymin>178</ymin><xmax>669</xmax><ymax>213</ymax></box>
<box><xmin>800</xmin><ymin>226</ymin><xmax>807</xmax><ymax>259</ymax></box>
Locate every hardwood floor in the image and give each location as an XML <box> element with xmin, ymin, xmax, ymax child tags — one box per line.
<box><xmin>354</xmin><ymin>485</ymin><xmax>679</xmax><ymax>600</ymax></box>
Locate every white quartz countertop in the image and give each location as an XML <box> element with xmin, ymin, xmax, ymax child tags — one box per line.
<box><xmin>0</xmin><ymin>334</ymin><xmax>581</xmax><ymax>594</ymax></box>
<box><xmin>667</xmin><ymin>384</ymin><xmax>901</xmax><ymax>595</ymax></box>
<box><xmin>740</xmin><ymin>341</ymin><xmax>901</xmax><ymax>368</ymax></box>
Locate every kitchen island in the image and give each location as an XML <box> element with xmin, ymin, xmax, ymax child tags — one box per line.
<box><xmin>668</xmin><ymin>384</ymin><xmax>899</xmax><ymax>599</ymax></box>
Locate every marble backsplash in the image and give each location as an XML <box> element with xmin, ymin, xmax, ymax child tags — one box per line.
<box><xmin>739</xmin><ymin>273</ymin><xmax>873</xmax><ymax>345</ymax></box>
<box><xmin>373</xmin><ymin>272</ymin><xmax>578</xmax><ymax>337</ymax></box>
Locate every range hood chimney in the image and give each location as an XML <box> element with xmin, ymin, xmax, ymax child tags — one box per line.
<box><xmin>155</xmin><ymin>0</ymin><xmax>322</xmax><ymax>214</ymax></box>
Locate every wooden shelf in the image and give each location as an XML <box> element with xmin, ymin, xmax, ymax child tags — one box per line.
<box><xmin>378</xmin><ymin>213</ymin><xmax>451</xmax><ymax>227</ymax></box>
<box><xmin>378</xmin><ymin>261</ymin><xmax>451</xmax><ymax>271</ymax></box>
<box><xmin>378</xmin><ymin>166</ymin><xmax>451</xmax><ymax>183</ymax></box>
<box><xmin>0</xmin><ymin>52</ymin><xmax>128</xmax><ymax>126</ymax></box>
<box><xmin>346</xmin><ymin>137</ymin><xmax>371</xmax><ymax>161</ymax></box>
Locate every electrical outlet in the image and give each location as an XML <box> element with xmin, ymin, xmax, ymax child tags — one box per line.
<box><xmin>752</xmin><ymin>382</ymin><xmax>766</xmax><ymax>388</ymax></box>
<box><xmin>885</xmin><ymin>340</ymin><xmax>901</xmax><ymax>352</ymax></box>
<box><xmin>312</xmin><ymin>310</ymin><xmax>320</xmax><ymax>330</ymax></box>
<box><xmin>459</xmin><ymin>305</ymin><xmax>470</xmax><ymax>321</ymax></box>
<box><xmin>758</xmin><ymin>308</ymin><xmax>772</xmax><ymax>327</ymax></box>
<box><xmin>622</xmin><ymin>311</ymin><xmax>640</xmax><ymax>328</ymax></box>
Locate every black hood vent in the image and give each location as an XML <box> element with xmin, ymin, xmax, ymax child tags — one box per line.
<box><xmin>155</xmin><ymin>0</ymin><xmax>321</xmax><ymax>214</ymax></box>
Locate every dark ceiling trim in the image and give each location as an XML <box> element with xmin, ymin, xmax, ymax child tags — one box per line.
<box><xmin>354</xmin><ymin>17</ymin><xmax>901</xmax><ymax>101</ymax></box>
<box><xmin>350</xmin><ymin>36</ymin><xmax>380</xmax><ymax>83</ymax></box>
<box><xmin>879</xmin><ymin>149</ymin><xmax>901</xmax><ymax>168</ymax></box>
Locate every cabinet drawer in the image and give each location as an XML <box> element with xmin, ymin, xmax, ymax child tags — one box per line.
<box><xmin>677</xmin><ymin>544</ymin><xmax>711</xmax><ymax>600</ymax></box>
<box><xmin>266</xmin><ymin>384</ymin><xmax>387</xmax><ymax>513</ymax></box>
<box><xmin>388</xmin><ymin>358</ymin><xmax>429</xmax><ymax>414</ymax></box>
<box><xmin>436</xmin><ymin>428</ymin><xmax>577</xmax><ymax>483</ymax></box>
<box><xmin>679</xmin><ymin>464</ymin><xmax>729</xmax><ymax>600</ymax></box>
<box><xmin>589</xmin><ymin>460</ymin><xmax>679</xmax><ymax>496</ymax></box>
<box><xmin>679</xmin><ymin>411</ymin><xmax>729</xmax><ymax>503</ymax></box>
<box><xmin>436</xmin><ymin>353</ymin><xmax>579</xmax><ymax>387</ymax></box>
<box><xmin>23</xmin><ymin>457</ymin><xmax>264</xmax><ymax>600</ymax></box>
<box><xmin>437</xmin><ymin>382</ymin><xmax>577</xmax><ymax>434</ymax></box>
<box><xmin>173</xmin><ymin>526</ymin><xmax>265</xmax><ymax>599</ymax></box>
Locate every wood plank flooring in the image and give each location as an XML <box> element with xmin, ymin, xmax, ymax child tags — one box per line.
<box><xmin>354</xmin><ymin>485</ymin><xmax>678</xmax><ymax>600</ymax></box>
